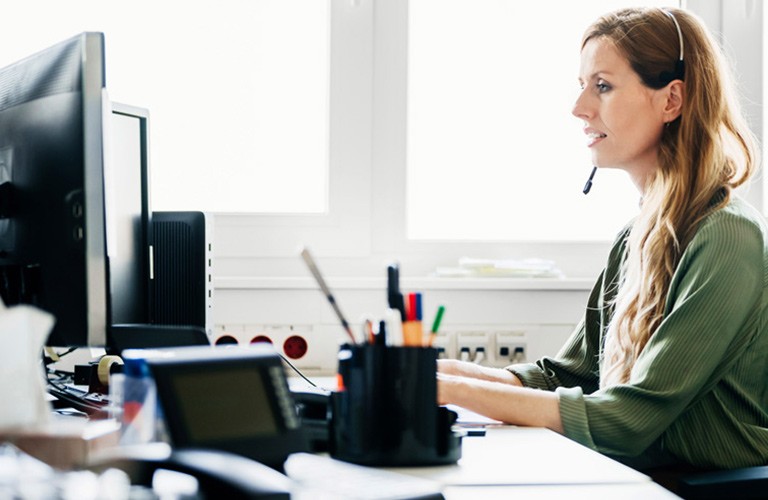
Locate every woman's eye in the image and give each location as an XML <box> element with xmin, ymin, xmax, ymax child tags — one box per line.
<box><xmin>596</xmin><ymin>82</ymin><xmax>611</xmax><ymax>93</ymax></box>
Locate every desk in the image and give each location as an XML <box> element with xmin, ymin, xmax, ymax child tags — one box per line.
<box><xmin>380</xmin><ymin>426</ymin><xmax>680</xmax><ymax>498</ymax></box>
<box><xmin>442</xmin><ymin>483</ymin><xmax>680</xmax><ymax>499</ymax></box>
<box><xmin>386</xmin><ymin>426</ymin><xmax>647</xmax><ymax>485</ymax></box>
<box><xmin>291</xmin><ymin>376</ymin><xmax>681</xmax><ymax>498</ymax></box>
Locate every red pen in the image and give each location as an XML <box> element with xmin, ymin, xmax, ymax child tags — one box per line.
<box><xmin>408</xmin><ymin>293</ymin><xmax>417</xmax><ymax>322</ymax></box>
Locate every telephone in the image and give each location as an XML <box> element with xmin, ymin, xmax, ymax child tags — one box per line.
<box><xmin>89</xmin><ymin>443</ymin><xmax>292</xmax><ymax>499</ymax></box>
<box><xmin>126</xmin><ymin>344</ymin><xmax>310</xmax><ymax>471</ymax></box>
<box><xmin>96</xmin><ymin>346</ymin><xmax>445</xmax><ymax>499</ymax></box>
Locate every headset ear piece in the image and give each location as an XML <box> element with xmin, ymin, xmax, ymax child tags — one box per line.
<box><xmin>658</xmin><ymin>70</ymin><xmax>675</xmax><ymax>86</ymax></box>
<box><xmin>658</xmin><ymin>60</ymin><xmax>685</xmax><ymax>86</ymax></box>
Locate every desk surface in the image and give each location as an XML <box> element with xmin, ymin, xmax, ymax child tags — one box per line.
<box><xmin>442</xmin><ymin>482</ymin><xmax>680</xmax><ymax>499</ymax></box>
<box><xmin>291</xmin><ymin>376</ymin><xmax>680</xmax><ymax>497</ymax></box>
<box><xmin>382</xmin><ymin>426</ymin><xmax>681</xmax><ymax>498</ymax></box>
<box><xmin>383</xmin><ymin>426</ymin><xmax>648</xmax><ymax>486</ymax></box>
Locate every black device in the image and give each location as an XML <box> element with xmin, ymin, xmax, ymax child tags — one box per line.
<box><xmin>582</xmin><ymin>166</ymin><xmax>597</xmax><ymax>195</ymax></box>
<box><xmin>89</xmin><ymin>443</ymin><xmax>292</xmax><ymax>500</ymax></box>
<box><xmin>107</xmin><ymin>102</ymin><xmax>153</xmax><ymax>327</ymax></box>
<box><xmin>143</xmin><ymin>345</ymin><xmax>309</xmax><ymax>471</ymax></box>
<box><xmin>152</xmin><ymin>211</ymin><xmax>213</xmax><ymax>335</ymax></box>
<box><xmin>103</xmin><ymin>109</ymin><xmax>214</xmax><ymax>354</ymax></box>
<box><xmin>0</xmin><ymin>32</ymin><xmax>110</xmax><ymax>347</ymax></box>
<box><xmin>291</xmin><ymin>389</ymin><xmax>331</xmax><ymax>452</ymax></box>
<box><xmin>109</xmin><ymin>324</ymin><xmax>209</xmax><ymax>354</ymax></box>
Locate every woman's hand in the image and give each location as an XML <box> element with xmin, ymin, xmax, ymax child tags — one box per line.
<box><xmin>437</xmin><ymin>358</ymin><xmax>523</xmax><ymax>386</ymax></box>
<box><xmin>436</xmin><ymin>372</ymin><xmax>462</xmax><ymax>406</ymax></box>
<box><xmin>435</xmin><ymin>371</ymin><xmax>563</xmax><ymax>433</ymax></box>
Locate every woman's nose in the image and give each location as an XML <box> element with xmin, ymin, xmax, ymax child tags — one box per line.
<box><xmin>572</xmin><ymin>89</ymin><xmax>592</xmax><ymax>120</ymax></box>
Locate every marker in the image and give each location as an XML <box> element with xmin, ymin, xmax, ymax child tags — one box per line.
<box><xmin>385</xmin><ymin>307</ymin><xmax>404</xmax><ymax>346</ymax></box>
<box><xmin>300</xmin><ymin>247</ymin><xmax>356</xmax><ymax>344</ymax></box>
<box><xmin>429</xmin><ymin>305</ymin><xmax>445</xmax><ymax>346</ymax></box>
<box><xmin>362</xmin><ymin>318</ymin><xmax>375</xmax><ymax>344</ymax></box>
<box><xmin>376</xmin><ymin>320</ymin><xmax>387</xmax><ymax>346</ymax></box>
<box><xmin>415</xmin><ymin>292</ymin><xmax>422</xmax><ymax>321</ymax></box>
<box><xmin>408</xmin><ymin>293</ymin><xmax>417</xmax><ymax>322</ymax></box>
<box><xmin>387</xmin><ymin>263</ymin><xmax>406</xmax><ymax>322</ymax></box>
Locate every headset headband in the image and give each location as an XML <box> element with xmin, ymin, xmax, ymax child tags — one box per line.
<box><xmin>658</xmin><ymin>9</ymin><xmax>685</xmax><ymax>85</ymax></box>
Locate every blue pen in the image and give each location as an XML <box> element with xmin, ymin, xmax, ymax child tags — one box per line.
<box><xmin>415</xmin><ymin>292</ymin><xmax>422</xmax><ymax>321</ymax></box>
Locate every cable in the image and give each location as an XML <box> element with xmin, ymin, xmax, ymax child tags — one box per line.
<box><xmin>278</xmin><ymin>352</ymin><xmax>319</xmax><ymax>389</ymax></box>
<box><xmin>45</xmin><ymin>371</ymin><xmax>109</xmax><ymax>417</ymax></box>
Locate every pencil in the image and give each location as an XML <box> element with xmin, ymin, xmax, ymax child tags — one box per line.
<box><xmin>300</xmin><ymin>247</ymin><xmax>356</xmax><ymax>344</ymax></box>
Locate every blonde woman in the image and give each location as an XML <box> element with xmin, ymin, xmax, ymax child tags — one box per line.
<box><xmin>438</xmin><ymin>7</ymin><xmax>768</xmax><ymax>474</ymax></box>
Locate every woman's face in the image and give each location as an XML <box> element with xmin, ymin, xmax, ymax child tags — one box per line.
<box><xmin>572</xmin><ymin>37</ymin><xmax>669</xmax><ymax>189</ymax></box>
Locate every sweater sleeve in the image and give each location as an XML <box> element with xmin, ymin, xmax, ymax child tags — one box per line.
<box><xmin>507</xmin><ymin>274</ymin><xmax>602</xmax><ymax>393</ymax></box>
<box><xmin>558</xmin><ymin>211</ymin><xmax>765</xmax><ymax>457</ymax></box>
<box><xmin>506</xmin><ymin>225</ymin><xmax>631</xmax><ymax>393</ymax></box>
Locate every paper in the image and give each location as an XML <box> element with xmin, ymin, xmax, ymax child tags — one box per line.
<box><xmin>0</xmin><ymin>299</ymin><xmax>55</xmax><ymax>431</ymax></box>
<box><xmin>446</xmin><ymin>404</ymin><xmax>503</xmax><ymax>426</ymax></box>
<box><xmin>435</xmin><ymin>257</ymin><xmax>565</xmax><ymax>278</ymax></box>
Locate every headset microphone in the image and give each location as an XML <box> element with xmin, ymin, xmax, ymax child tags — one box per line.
<box><xmin>582</xmin><ymin>166</ymin><xmax>597</xmax><ymax>195</ymax></box>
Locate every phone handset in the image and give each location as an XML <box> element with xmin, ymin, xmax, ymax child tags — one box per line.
<box><xmin>89</xmin><ymin>443</ymin><xmax>292</xmax><ymax>499</ymax></box>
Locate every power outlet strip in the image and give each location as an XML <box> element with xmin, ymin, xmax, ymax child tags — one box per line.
<box><xmin>213</xmin><ymin>323</ymin><xmax>340</xmax><ymax>376</ymax></box>
<box><xmin>437</xmin><ymin>325</ymin><xmax>574</xmax><ymax>368</ymax></box>
<box><xmin>214</xmin><ymin>323</ymin><xmax>575</xmax><ymax>374</ymax></box>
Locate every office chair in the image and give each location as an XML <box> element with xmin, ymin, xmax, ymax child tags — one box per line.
<box><xmin>677</xmin><ymin>464</ymin><xmax>768</xmax><ymax>499</ymax></box>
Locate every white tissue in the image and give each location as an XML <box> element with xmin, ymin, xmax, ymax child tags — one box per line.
<box><xmin>0</xmin><ymin>299</ymin><xmax>55</xmax><ymax>431</ymax></box>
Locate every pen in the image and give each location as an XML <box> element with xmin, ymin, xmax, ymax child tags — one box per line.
<box><xmin>429</xmin><ymin>305</ymin><xmax>445</xmax><ymax>346</ymax></box>
<box><xmin>415</xmin><ymin>292</ymin><xmax>422</xmax><ymax>321</ymax></box>
<box><xmin>387</xmin><ymin>263</ymin><xmax>407</xmax><ymax>322</ymax></box>
<box><xmin>377</xmin><ymin>320</ymin><xmax>387</xmax><ymax>346</ymax></box>
<box><xmin>387</xmin><ymin>264</ymin><xmax>399</xmax><ymax>309</ymax></box>
<box><xmin>385</xmin><ymin>307</ymin><xmax>404</xmax><ymax>346</ymax></box>
<box><xmin>407</xmin><ymin>293</ymin><xmax>417</xmax><ymax>322</ymax></box>
<box><xmin>300</xmin><ymin>247</ymin><xmax>357</xmax><ymax>344</ymax></box>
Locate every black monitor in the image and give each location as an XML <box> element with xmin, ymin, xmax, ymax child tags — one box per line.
<box><xmin>107</xmin><ymin>102</ymin><xmax>153</xmax><ymax>326</ymax></box>
<box><xmin>0</xmin><ymin>32</ymin><xmax>110</xmax><ymax>347</ymax></box>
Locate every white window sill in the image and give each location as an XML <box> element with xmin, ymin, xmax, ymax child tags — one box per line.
<box><xmin>214</xmin><ymin>276</ymin><xmax>594</xmax><ymax>291</ymax></box>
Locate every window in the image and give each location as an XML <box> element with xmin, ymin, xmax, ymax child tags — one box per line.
<box><xmin>2</xmin><ymin>2</ymin><xmax>759</xmax><ymax>278</ymax></box>
<box><xmin>0</xmin><ymin>0</ymin><xmax>330</xmax><ymax>215</ymax></box>
<box><xmin>405</xmin><ymin>0</ymin><xmax>676</xmax><ymax>242</ymax></box>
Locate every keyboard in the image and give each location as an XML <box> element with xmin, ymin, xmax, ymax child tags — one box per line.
<box><xmin>284</xmin><ymin>453</ymin><xmax>445</xmax><ymax>500</ymax></box>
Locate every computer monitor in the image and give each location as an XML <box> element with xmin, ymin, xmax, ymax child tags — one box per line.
<box><xmin>107</xmin><ymin>102</ymin><xmax>153</xmax><ymax>327</ymax></box>
<box><xmin>0</xmin><ymin>32</ymin><xmax>110</xmax><ymax>347</ymax></box>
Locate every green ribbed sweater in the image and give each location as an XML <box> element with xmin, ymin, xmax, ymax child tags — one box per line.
<box><xmin>509</xmin><ymin>196</ymin><xmax>768</xmax><ymax>469</ymax></box>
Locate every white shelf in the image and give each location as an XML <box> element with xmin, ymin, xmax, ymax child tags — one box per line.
<box><xmin>214</xmin><ymin>276</ymin><xmax>594</xmax><ymax>291</ymax></box>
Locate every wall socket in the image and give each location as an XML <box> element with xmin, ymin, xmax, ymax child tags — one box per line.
<box><xmin>213</xmin><ymin>323</ymin><xmax>339</xmax><ymax>376</ymax></box>
<box><xmin>433</xmin><ymin>325</ymin><xmax>575</xmax><ymax>368</ymax></box>
<box><xmin>214</xmin><ymin>323</ymin><xmax>574</xmax><ymax>374</ymax></box>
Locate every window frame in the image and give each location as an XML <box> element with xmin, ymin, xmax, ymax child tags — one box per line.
<box><xmin>214</xmin><ymin>0</ymin><xmax>764</xmax><ymax>280</ymax></box>
<box><xmin>214</xmin><ymin>0</ymin><xmax>373</xmax><ymax>263</ymax></box>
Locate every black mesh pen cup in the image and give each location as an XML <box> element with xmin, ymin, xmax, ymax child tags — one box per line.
<box><xmin>329</xmin><ymin>344</ymin><xmax>462</xmax><ymax>466</ymax></box>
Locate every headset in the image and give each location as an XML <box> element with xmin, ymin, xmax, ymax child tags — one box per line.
<box><xmin>582</xmin><ymin>8</ymin><xmax>685</xmax><ymax>195</ymax></box>
<box><xmin>658</xmin><ymin>9</ymin><xmax>686</xmax><ymax>86</ymax></box>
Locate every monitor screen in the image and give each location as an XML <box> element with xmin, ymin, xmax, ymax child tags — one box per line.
<box><xmin>0</xmin><ymin>32</ymin><xmax>110</xmax><ymax>347</ymax></box>
<box><xmin>107</xmin><ymin>103</ymin><xmax>152</xmax><ymax>326</ymax></box>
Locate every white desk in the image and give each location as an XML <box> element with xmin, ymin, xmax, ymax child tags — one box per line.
<box><xmin>383</xmin><ymin>426</ymin><xmax>680</xmax><ymax>498</ymax></box>
<box><xmin>442</xmin><ymin>482</ymin><xmax>680</xmax><ymax>499</ymax></box>
<box><xmin>290</xmin><ymin>376</ymin><xmax>681</xmax><ymax>497</ymax></box>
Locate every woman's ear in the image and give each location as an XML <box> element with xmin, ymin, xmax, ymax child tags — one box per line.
<box><xmin>662</xmin><ymin>80</ymin><xmax>684</xmax><ymax>123</ymax></box>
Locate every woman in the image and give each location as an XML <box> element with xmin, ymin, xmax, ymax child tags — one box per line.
<box><xmin>438</xmin><ymin>7</ymin><xmax>768</xmax><ymax>472</ymax></box>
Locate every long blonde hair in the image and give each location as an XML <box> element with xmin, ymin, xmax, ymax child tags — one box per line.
<box><xmin>586</xmin><ymin>8</ymin><xmax>760</xmax><ymax>387</ymax></box>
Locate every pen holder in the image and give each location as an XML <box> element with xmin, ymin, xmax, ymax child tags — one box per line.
<box><xmin>329</xmin><ymin>344</ymin><xmax>462</xmax><ymax>466</ymax></box>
